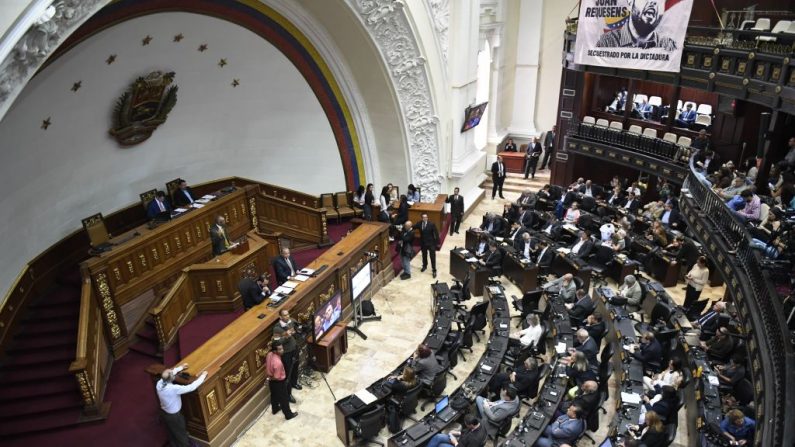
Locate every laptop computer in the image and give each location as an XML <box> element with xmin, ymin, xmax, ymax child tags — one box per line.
<box><xmin>434</xmin><ymin>395</ymin><xmax>456</xmax><ymax>422</ymax></box>
<box><xmin>405</xmin><ymin>422</ymin><xmax>432</xmax><ymax>440</ymax></box>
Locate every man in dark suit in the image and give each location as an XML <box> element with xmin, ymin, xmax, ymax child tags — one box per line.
<box><xmin>508</xmin><ymin>222</ymin><xmax>528</xmax><ymax>249</ymax></box>
<box><xmin>535</xmin><ymin>240</ymin><xmax>555</xmax><ymax>268</ymax></box>
<box><xmin>567</xmin><ymin>289</ymin><xmax>594</xmax><ymax>326</ymax></box>
<box><xmin>516</xmin><ymin>205</ymin><xmax>534</xmax><ymax>228</ymax></box>
<box><xmin>238</xmin><ymin>269</ymin><xmax>270</xmax><ymax>310</ymax></box>
<box><xmin>489</xmin><ymin>357</ymin><xmax>540</xmax><ymax>396</ymax></box>
<box><xmin>516</xmin><ymin>232</ymin><xmax>534</xmax><ymax>259</ymax></box>
<box><xmin>480</xmin><ymin>242</ymin><xmax>503</xmax><ymax>274</ymax></box>
<box><xmin>559</xmin><ymin>380</ymin><xmax>599</xmax><ymax>418</ymax></box>
<box><xmin>632</xmin><ymin>332</ymin><xmax>663</xmax><ymax>372</ymax></box>
<box><xmin>480</xmin><ymin>213</ymin><xmax>504</xmax><ymax>236</ymax></box>
<box><xmin>446</xmin><ymin>187</ymin><xmax>464</xmax><ymax>235</ymax></box>
<box><xmin>273</xmin><ymin>248</ymin><xmax>300</xmax><ymax>285</ymax></box>
<box><xmin>659</xmin><ymin>203</ymin><xmax>681</xmax><ymax>229</ymax></box>
<box><xmin>147</xmin><ymin>191</ymin><xmax>171</xmax><ymax>220</ymax></box>
<box><xmin>583</xmin><ymin>314</ymin><xmax>606</xmax><ymax>346</ymax></box>
<box><xmin>622</xmin><ymin>192</ymin><xmax>640</xmax><ymax>214</ymax></box>
<box><xmin>418</xmin><ymin>214</ymin><xmax>440</xmax><ymax>278</ymax></box>
<box><xmin>694</xmin><ymin>301</ymin><xmax>727</xmax><ymax>340</ymax></box>
<box><xmin>210</xmin><ymin>216</ymin><xmax>234</xmax><ymax>256</ymax></box>
<box><xmin>491</xmin><ymin>155</ymin><xmax>507</xmax><ymax>199</ymax></box>
<box><xmin>570</xmin><ymin>231</ymin><xmax>594</xmax><ymax>259</ymax></box>
<box><xmin>540</xmin><ymin>125</ymin><xmax>556</xmax><ymax>170</ymax></box>
<box><xmin>540</xmin><ymin>216</ymin><xmax>563</xmax><ymax>240</ymax></box>
<box><xmin>172</xmin><ymin>179</ymin><xmax>196</xmax><ymax>207</ymax></box>
<box><xmin>571</xmin><ymin>329</ymin><xmax>599</xmax><ymax>368</ymax></box>
<box><xmin>503</xmin><ymin>138</ymin><xmax>518</xmax><ymax>152</ymax></box>
<box><xmin>524</xmin><ymin>138</ymin><xmax>543</xmax><ymax>179</ymax></box>
<box><xmin>579</xmin><ymin>180</ymin><xmax>603</xmax><ymax>199</ymax></box>
<box><xmin>675</xmin><ymin>103</ymin><xmax>697</xmax><ymax>128</ymax></box>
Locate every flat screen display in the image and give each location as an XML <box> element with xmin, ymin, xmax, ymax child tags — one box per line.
<box><xmin>460</xmin><ymin>102</ymin><xmax>488</xmax><ymax>132</ymax></box>
<box><xmin>313</xmin><ymin>291</ymin><xmax>342</xmax><ymax>343</ymax></box>
<box><xmin>351</xmin><ymin>263</ymin><xmax>372</xmax><ymax>302</ymax></box>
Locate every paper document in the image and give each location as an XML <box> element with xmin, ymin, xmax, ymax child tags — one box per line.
<box><xmin>555</xmin><ymin>342</ymin><xmax>567</xmax><ymax>354</ymax></box>
<box><xmin>355</xmin><ymin>389</ymin><xmax>377</xmax><ymax>405</ymax></box>
<box><xmin>465</xmin><ymin>257</ymin><xmax>479</xmax><ymax>263</ymax></box>
<box><xmin>499</xmin><ymin>323</ymin><xmax>508</xmax><ymax>329</ymax></box>
<box><xmin>564</xmin><ymin>224</ymin><xmax>578</xmax><ymax>231</ymax></box>
<box><xmin>707</xmin><ymin>375</ymin><xmax>720</xmax><ymax>386</ymax></box>
<box><xmin>270</xmin><ymin>294</ymin><xmax>285</xmax><ymax>303</ymax></box>
<box><xmin>192</xmin><ymin>203</ymin><xmax>205</xmax><ymax>208</ymax></box>
<box><xmin>459</xmin><ymin>249</ymin><xmax>470</xmax><ymax>255</ymax></box>
<box><xmin>274</xmin><ymin>286</ymin><xmax>293</xmax><ymax>295</ymax></box>
<box><xmin>621</xmin><ymin>392</ymin><xmax>642</xmax><ymax>404</ymax></box>
<box><xmin>282</xmin><ymin>281</ymin><xmax>299</xmax><ymax>289</ymax></box>
<box><xmin>495</xmin><ymin>237</ymin><xmax>504</xmax><ymax>242</ymax></box>
<box><xmin>201</xmin><ymin>194</ymin><xmax>216</xmax><ymax>199</ymax></box>
<box><xmin>294</xmin><ymin>275</ymin><xmax>311</xmax><ymax>282</ymax></box>
<box><xmin>481</xmin><ymin>364</ymin><xmax>493</xmax><ymax>372</ymax></box>
<box><xmin>557</xmin><ymin>248</ymin><xmax>571</xmax><ymax>254</ymax></box>
<box><xmin>298</xmin><ymin>268</ymin><xmax>315</xmax><ymax>275</ymax></box>
<box><xmin>623</xmin><ymin>344</ymin><xmax>634</xmax><ymax>352</ymax></box>
<box><xmin>174</xmin><ymin>208</ymin><xmax>188</xmax><ymax>213</ymax></box>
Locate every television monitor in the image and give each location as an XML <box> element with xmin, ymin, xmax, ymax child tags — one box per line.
<box><xmin>313</xmin><ymin>291</ymin><xmax>342</xmax><ymax>343</ymax></box>
<box><xmin>460</xmin><ymin>102</ymin><xmax>488</xmax><ymax>132</ymax></box>
<box><xmin>351</xmin><ymin>262</ymin><xmax>372</xmax><ymax>302</ymax></box>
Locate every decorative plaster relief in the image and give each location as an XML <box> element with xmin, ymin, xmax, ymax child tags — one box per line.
<box><xmin>0</xmin><ymin>1</ymin><xmax>109</xmax><ymax>118</ymax></box>
<box><xmin>348</xmin><ymin>0</ymin><xmax>442</xmax><ymax>199</ymax></box>
<box><xmin>426</xmin><ymin>0</ymin><xmax>449</xmax><ymax>63</ymax></box>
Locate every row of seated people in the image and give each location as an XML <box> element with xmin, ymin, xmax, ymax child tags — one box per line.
<box><xmin>694</xmin><ymin>149</ymin><xmax>795</xmax><ymax>265</ymax></box>
<box><xmin>604</xmin><ymin>89</ymin><xmax>713</xmax><ymax>129</ymax></box>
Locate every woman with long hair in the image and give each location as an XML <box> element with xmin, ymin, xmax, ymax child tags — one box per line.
<box><xmin>363</xmin><ymin>183</ymin><xmax>375</xmax><ymax>221</ymax></box>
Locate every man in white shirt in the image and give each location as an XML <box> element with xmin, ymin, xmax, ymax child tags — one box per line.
<box><xmin>511</xmin><ymin>314</ymin><xmax>544</xmax><ymax>348</ymax></box>
<box><xmin>599</xmin><ymin>221</ymin><xmax>615</xmax><ymax>242</ymax></box>
<box><xmin>156</xmin><ymin>364</ymin><xmax>208</xmax><ymax>447</ymax></box>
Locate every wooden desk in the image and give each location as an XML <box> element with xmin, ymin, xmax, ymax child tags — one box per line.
<box><xmin>630</xmin><ymin>239</ymin><xmax>679</xmax><ymax>287</ymax></box>
<box><xmin>502</xmin><ymin>251</ymin><xmax>539</xmax><ymax>293</ymax></box>
<box><xmin>80</xmin><ymin>186</ymin><xmax>258</xmax><ymax>356</ymax></box>
<box><xmin>551</xmin><ymin>253</ymin><xmax>592</xmax><ymax>292</ymax></box>
<box><xmin>607</xmin><ymin>256</ymin><xmax>639</xmax><ymax>283</ymax></box>
<box><xmin>308</xmin><ymin>323</ymin><xmax>348</xmax><ymax>372</ymax></box>
<box><xmin>408</xmin><ymin>194</ymin><xmax>447</xmax><ymax>233</ymax></box>
<box><xmin>449</xmin><ymin>248</ymin><xmax>490</xmax><ymax>297</ymax></box>
<box><xmin>150</xmin><ymin>231</ymin><xmax>274</xmax><ymax>351</ymax></box>
<box><xmin>500</xmin><ymin>151</ymin><xmax>526</xmax><ymax>174</ymax></box>
<box><xmin>170</xmin><ymin>222</ymin><xmax>390</xmax><ymax>446</ymax></box>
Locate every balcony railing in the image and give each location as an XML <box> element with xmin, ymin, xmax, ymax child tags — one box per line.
<box><xmin>680</xmin><ymin>153</ymin><xmax>794</xmax><ymax>447</ymax></box>
<box><xmin>564</xmin><ymin>121</ymin><xmax>689</xmax><ymax>183</ymax></box>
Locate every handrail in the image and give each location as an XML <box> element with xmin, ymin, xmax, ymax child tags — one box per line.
<box><xmin>256</xmin><ymin>193</ymin><xmax>330</xmax><ymax>245</ymax></box>
<box><xmin>567</xmin><ymin>121</ymin><xmax>687</xmax><ymax>164</ymax></box>
<box><xmin>150</xmin><ymin>272</ymin><xmax>191</xmax><ymax>351</ymax></box>
<box><xmin>682</xmin><ymin>151</ymin><xmax>793</xmax><ymax>447</ymax></box>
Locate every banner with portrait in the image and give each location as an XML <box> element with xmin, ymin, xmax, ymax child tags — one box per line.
<box><xmin>573</xmin><ymin>0</ymin><xmax>693</xmax><ymax>73</ymax></box>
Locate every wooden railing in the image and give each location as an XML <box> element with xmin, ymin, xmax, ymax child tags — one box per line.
<box><xmin>150</xmin><ymin>273</ymin><xmax>194</xmax><ymax>352</ymax></box>
<box><xmin>255</xmin><ymin>193</ymin><xmax>330</xmax><ymax>246</ymax></box>
<box><xmin>680</xmin><ymin>152</ymin><xmax>795</xmax><ymax>447</ymax></box>
<box><xmin>68</xmin><ymin>278</ymin><xmax>112</xmax><ymax>419</ymax></box>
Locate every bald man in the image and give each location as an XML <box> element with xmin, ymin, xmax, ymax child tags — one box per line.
<box><xmin>156</xmin><ymin>364</ymin><xmax>208</xmax><ymax>447</ymax></box>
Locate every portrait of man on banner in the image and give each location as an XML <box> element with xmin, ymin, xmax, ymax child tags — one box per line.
<box><xmin>596</xmin><ymin>0</ymin><xmax>677</xmax><ymax>51</ymax></box>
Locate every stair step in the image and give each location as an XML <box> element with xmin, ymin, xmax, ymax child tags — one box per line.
<box><xmin>29</xmin><ymin>288</ymin><xmax>80</xmax><ymax>308</ymax></box>
<box><xmin>0</xmin><ymin>391</ymin><xmax>82</xmax><ymax>419</ymax></box>
<box><xmin>56</xmin><ymin>269</ymin><xmax>83</xmax><ymax>288</ymax></box>
<box><xmin>7</xmin><ymin>334</ymin><xmax>75</xmax><ymax>351</ymax></box>
<box><xmin>0</xmin><ymin>378</ymin><xmax>77</xmax><ymax>402</ymax></box>
<box><xmin>15</xmin><ymin>318</ymin><xmax>78</xmax><ymax>336</ymax></box>
<box><xmin>3</xmin><ymin>344</ymin><xmax>76</xmax><ymax>368</ymax></box>
<box><xmin>1</xmin><ymin>364</ymin><xmax>72</xmax><ymax>384</ymax></box>
<box><xmin>129</xmin><ymin>340</ymin><xmax>162</xmax><ymax>360</ymax></box>
<box><xmin>0</xmin><ymin>407</ymin><xmax>81</xmax><ymax>437</ymax></box>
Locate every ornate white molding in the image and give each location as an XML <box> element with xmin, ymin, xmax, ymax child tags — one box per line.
<box><xmin>0</xmin><ymin>0</ymin><xmax>109</xmax><ymax>121</ymax></box>
<box><xmin>425</xmin><ymin>0</ymin><xmax>448</xmax><ymax>64</ymax></box>
<box><xmin>347</xmin><ymin>0</ymin><xmax>442</xmax><ymax>200</ymax></box>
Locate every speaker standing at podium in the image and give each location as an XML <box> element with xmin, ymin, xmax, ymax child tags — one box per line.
<box><xmin>210</xmin><ymin>216</ymin><xmax>235</xmax><ymax>256</ymax></box>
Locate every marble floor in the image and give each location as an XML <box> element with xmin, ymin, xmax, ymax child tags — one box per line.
<box><xmin>233</xmin><ymin>170</ymin><xmax>724</xmax><ymax>447</ymax></box>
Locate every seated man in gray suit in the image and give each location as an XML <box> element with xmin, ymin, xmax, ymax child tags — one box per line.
<box><xmin>475</xmin><ymin>386</ymin><xmax>520</xmax><ymax>437</ymax></box>
<box><xmin>542</xmin><ymin>273</ymin><xmax>577</xmax><ymax>303</ymax></box>
<box><xmin>536</xmin><ymin>404</ymin><xmax>586</xmax><ymax>447</ymax></box>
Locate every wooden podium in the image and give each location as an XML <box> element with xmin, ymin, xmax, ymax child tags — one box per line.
<box><xmin>308</xmin><ymin>323</ymin><xmax>348</xmax><ymax>373</ymax></box>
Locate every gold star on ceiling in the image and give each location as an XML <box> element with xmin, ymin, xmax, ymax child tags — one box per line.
<box><xmin>173</xmin><ymin>33</ymin><xmax>184</xmax><ymax>42</ymax></box>
<box><xmin>218</xmin><ymin>58</ymin><xmax>227</xmax><ymax>67</ymax></box>
<box><xmin>198</xmin><ymin>43</ymin><xmax>208</xmax><ymax>52</ymax></box>
<box><xmin>142</xmin><ymin>35</ymin><xmax>152</xmax><ymax>46</ymax></box>
<box><xmin>41</xmin><ymin>117</ymin><xmax>51</xmax><ymax>130</ymax></box>
<box><xmin>71</xmin><ymin>81</ymin><xmax>82</xmax><ymax>92</ymax></box>
<box><xmin>231</xmin><ymin>79</ymin><xmax>240</xmax><ymax>87</ymax></box>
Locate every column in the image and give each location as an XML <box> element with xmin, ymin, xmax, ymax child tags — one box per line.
<box><xmin>506</xmin><ymin>0</ymin><xmax>542</xmax><ymax>138</ymax></box>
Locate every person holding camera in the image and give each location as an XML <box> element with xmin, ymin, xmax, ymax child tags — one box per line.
<box><xmin>273</xmin><ymin>309</ymin><xmax>302</xmax><ymax>403</ymax></box>
<box><xmin>426</xmin><ymin>414</ymin><xmax>487</xmax><ymax>447</ymax></box>
<box><xmin>156</xmin><ymin>363</ymin><xmax>208</xmax><ymax>447</ymax></box>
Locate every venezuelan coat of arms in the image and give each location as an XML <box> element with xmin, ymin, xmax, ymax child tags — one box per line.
<box><xmin>109</xmin><ymin>71</ymin><xmax>178</xmax><ymax>146</ymax></box>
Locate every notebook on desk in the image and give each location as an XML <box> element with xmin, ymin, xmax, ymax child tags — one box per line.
<box><xmin>405</xmin><ymin>422</ymin><xmax>432</xmax><ymax>440</ymax></box>
<box><xmin>434</xmin><ymin>395</ymin><xmax>456</xmax><ymax>422</ymax></box>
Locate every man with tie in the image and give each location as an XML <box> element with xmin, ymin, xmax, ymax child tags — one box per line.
<box><xmin>524</xmin><ymin>137</ymin><xmax>543</xmax><ymax>179</ymax></box>
<box><xmin>172</xmin><ymin>179</ymin><xmax>196</xmax><ymax>207</ymax></box>
<box><xmin>517</xmin><ymin>232</ymin><xmax>533</xmax><ymax>259</ymax></box>
<box><xmin>273</xmin><ymin>248</ymin><xmax>301</xmax><ymax>285</ymax></box>
<box><xmin>517</xmin><ymin>205</ymin><xmax>534</xmax><ymax>228</ymax></box>
<box><xmin>479</xmin><ymin>242</ymin><xmax>503</xmax><ymax>274</ymax></box>
<box><xmin>419</xmin><ymin>214</ymin><xmax>440</xmax><ymax>278</ymax></box>
<box><xmin>480</xmin><ymin>213</ymin><xmax>504</xmax><ymax>237</ymax></box>
<box><xmin>540</xmin><ymin>125</ymin><xmax>556</xmax><ymax>171</ymax></box>
<box><xmin>147</xmin><ymin>191</ymin><xmax>171</xmax><ymax>220</ymax></box>
<box><xmin>622</xmin><ymin>192</ymin><xmax>640</xmax><ymax>214</ymax></box>
<box><xmin>503</xmin><ymin>138</ymin><xmax>517</xmax><ymax>152</ymax></box>
<box><xmin>209</xmin><ymin>216</ymin><xmax>235</xmax><ymax>256</ymax></box>
<box><xmin>570</xmin><ymin>231</ymin><xmax>594</xmax><ymax>259</ymax></box>
<box><xmin>535</xmin><ymin>240</ymin><xmax>554</xmax><ymax>268</ymax></box>
<box><xmin>446</xmin><ymin>187</ymin><xmax>465</xmax><ymax>235</ymax></box>
<box><xmin>491</xmin><ymin>156</ymin><xmax>507</xmax><ymax>199</ymax></box>
<box><xmin>566</xmin><ymin>289</ymin><xmax>594</xmax><ymax>326</ymax></box>
<box><xmin>675</xmin><ymin>103</ymin><xmax>697</xmax><ymax>128</ymax></box>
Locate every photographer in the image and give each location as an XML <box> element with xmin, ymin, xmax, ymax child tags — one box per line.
<box><xmin>273</xmin><ymin>309</ymin><xmax>302</xmax><ymax>403</ymax></box>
